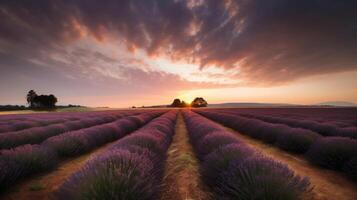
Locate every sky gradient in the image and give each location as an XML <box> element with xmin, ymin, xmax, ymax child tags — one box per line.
<box><xmin>0</xmin><ymin>0</ymin><xmax>357</xmax><ymax>107</ymax></box>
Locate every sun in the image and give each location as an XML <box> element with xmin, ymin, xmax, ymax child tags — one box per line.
<box><xmin>176</xmin><ymin>93</ymin><xmax>193</xmax><ymax>104</ymax></box>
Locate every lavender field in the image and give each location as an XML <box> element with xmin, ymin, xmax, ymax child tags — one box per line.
<box><xmin>0</xmin><ymin>108</ymin><xmax>356</xmax><ymax>200</ymax></box>
<box><xmin>2</xmin><ymin>0</ymin><xmax>357</xmax><ymax>199</ymax></box>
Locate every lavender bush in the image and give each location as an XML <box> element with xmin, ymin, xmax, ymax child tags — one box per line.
<box><xmin>276</xmin><ymin>128</ymin><xmax>321</xmax><ymax>153</ymax></box>
<box><xmin>183</xmin><ymin>110</ymin><xmax>310</xmax><ymax>199</ymax></box>
<box><xmin>343</xmin><ymin>157</ymin><xmax>357</xmax><ymax>181</ymax></box>
<box><xmin>57</xmin><ymin>150</ymin><xmax>157</xmax><ymax>200</ymax></box>
<box><xmin>56</xmin><ymin>111</ymin><xmax>177</xmax><ymax>200</ymax></box>
<box><xmin>0</xmin><ymin>112</ymin><xmax>133</xmax><ymax>149</ymax></box>
<box><xmin>221</xmin><ymin>157</ymin><xmax>310</xmax><ymax>200</ymax></box>
<box><xmin>201</xmin><ymin>143</ymin><xmax>256</xmax><ymax>188</ymax></box>
<box><xmin>0</xmin><ymin>110</ymin><xmax>139</xmax><ymax>133</ymax></box>
<box><xmin>218</xmin><ymin>109</ymin><xmax>357</xmax><ymax>139</ymax></box>
<box><xmin>0</xmin><ymin>144</ymin><xmax>58</xmax><ymax>192</ymax></box>
<box><xmin>42</xmin><ymin>112</ymin><xmax>163</xmax><ymax>157</ymax></box>
<box><xmin>0</xmin><ymin>111</ymin><xmax>165</xmax><ymax>193</ymax></box>
<box><xmin>0</xmin><ymin>158</ymin><xmax>22</xmax><ymax>192</ymax></box>
<box><xmin>113</xmin><ymin>134</ymin><xmax>165</xmax><ymax>158</ymax></box>
<box><xmin>197</xmin><ymin>110</ymin><xmax>357</xmax><ymax>176</ymax></box>
<box><xmin>196</xmin><ymin>131</ymin><xmax>239</xmax><ymax>157</ymax></box>
<box><xmin>197</xmin><ymin>110</ymin><xmax>321</xmax><ymax>154</ymax></box>
<box><xmin>306</xmin><ymin>137</ymin><xmax>357</xmax><ymax>170</ymax></box>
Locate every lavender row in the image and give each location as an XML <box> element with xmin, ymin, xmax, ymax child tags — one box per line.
<box><xmin>0</xmin><ymin>109</ymin><xmax>130</xmax><ymax>121</ymax></box>
<box><xmin>0</xmin><ymin>111</ymin><xmax>140</xmax><ymax>149</ymax></box>
<box><xmin>197</xmin><ymin>110</ymin><xmax>322</xmax><ymax>153</ymax></box>
<box><xmin>0</xmin><ymin>118</ymin><xmax>68</xmax><ymax>132</ymax></box>
<box><xmin>196</xmin><ymin>110</ymin><xmax>357</xmax><ymax>180</ymax></box>
<box><xmin>183</xmin><ymin>110</ymin><xmax>310</xmax><ymax>199</ymax></box>
<box><xmin>0</xmin><ymin>110</ymin><xmax>113</xmax><ymax>132</ymax></box>
<box><xmin>218</xmin><ymin>109</ymin><xmax>357</xmax><ymax>138</ymax></box>
<box><xmin>0</xmin><ymin>111</ymin><xmax>165</xmax><ymax>192</ymax></box>
<box><xmin>213</xmin><ymin>108</ymin><xmax>357</xmax><ymax>127</ymax></box>
<box><xmin>56</xmin><ymin>110</ymin><xmax>178</xmax><ymax>200</ymax></box>
<box><xmin>0</xmin><ymin>110</ymin><xmax>136</xmax><ymax>133</ymax></box>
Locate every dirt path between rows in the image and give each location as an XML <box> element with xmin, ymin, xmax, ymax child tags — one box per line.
<box><xmin>216</xmin><ymin>122</ymin><xmax>357</xmax><ymax>200</ymax></box>
<box><xmin>1</xmin><ymin>141</ymin><xmax>116</xmax><ymax>200</ymax></box>
<box><xmin>160</xmin><ymin>113</ymin><xmax>212</xmax><ymax>200</ymax></box>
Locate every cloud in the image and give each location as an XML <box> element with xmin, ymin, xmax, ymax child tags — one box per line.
<box><xmin>1</xmin><ymin>0</ymin><xmax>357</xmax><ymax>87</ymax></box>
<box><xmin>0</xmin><ymin>43</ymin><xmax>223</xmax><ymax>106</ymax></box>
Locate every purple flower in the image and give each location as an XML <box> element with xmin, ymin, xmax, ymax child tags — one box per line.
<box><xmin>306</xmin><ymin>137</ymin><xmax>357</xmax><ymax>169</ymax></box>
<box><xmin>220</xmin><ymin>157</ymin><xmax>311</xmax><ymax>200</ymax></box>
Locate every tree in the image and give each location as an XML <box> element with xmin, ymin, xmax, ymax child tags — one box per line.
<box><xmin>48</xmin><ymin>94</ymin><xmax>58</xmax><ymax>107</ymax></box>
<box><xmin>181</xmin><ymin>101</ymin><xmax>189</xmax><ymax>107</ymax></box>
<box><xmin>27</xmin><ymin>90</ymin><xmax>58</xmax><ymax>108</ymax></box>
<box><xmin>26</xmin><ymin>90</ymin><xmax>37</xmax><ymax>108</ymax></box>
<box><xmin>191</xmin><ymin>97</ymin><xmax>208</xmax><ymax>107</ymax></box>
<box><xmin>171</xmin><ymin>99</ymin><xmax>182</xmax><ymax>107</ymax></box>
<box><xmin>170</xmin><ymin>99</ymin><xmax>191</xmax><ymax>107</ymax></box>
<box><xmin>33</xmin><ymin>95</ymin><xmax>57</xmax><ymax>108</ymax></box>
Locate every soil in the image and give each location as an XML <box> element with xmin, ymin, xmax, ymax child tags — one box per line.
<box><xmin>217</xmin><ymin>122</ymin><xmax>357</xmax><ymax>200</ymax></box>
<box><xmin>160</xmin><ymin>113</ymin><xmax>212</xmax><ymax>200</ymax></box>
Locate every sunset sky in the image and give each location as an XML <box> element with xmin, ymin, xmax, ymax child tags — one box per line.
<box><xmin>0</xmin><ymin>0</ymin><xmax>357</xmax><ymax>107</ymax></box>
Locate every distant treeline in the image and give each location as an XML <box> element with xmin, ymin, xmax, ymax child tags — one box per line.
<box><xmin>130</xmin><ymin>97</ymin><xmax>208</xmax><ymax>109</ymax></box>
<box><xmin>0</xmin><ymin>104</ymin><xmax>82</xmax><ymax>111</ymax></box>
<box><xmin>27</xmin><ymin>90</ymin><xmax>58</xmax><ymax>108</ymax></box>
<box><xmin>56</xmin><ymin>104</ymin><xmax>82</xmax><ymax>108</ymax></box>
<box><xmin>0</xmin><ymin>105</ymin><xmax>27</xmax><ymax>111</ymax></box>
<box><xmin>170</xmin><ymin>97</ymin><xmax>208</xmax><ymax>108</ymax></box>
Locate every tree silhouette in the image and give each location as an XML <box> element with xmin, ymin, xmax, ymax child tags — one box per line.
<box><xmin>170</xmin><ymin>98</ymin><xmax>208</xmax><ymax>108</ymax></box>
<box><xmin>171</xmin><ymin>99</ymin><xmax>182</xmax><ymax>107</ymax></box>
<box><xmin>26</xmin><ymin>90</ymin><xmax>58</xmax><ymax>108</ymax></box>
<box><xmin>26</xmin><ymin>90</ymin><xmax>37</xmax><ymax>108</ymax></box>
<box><xmin>181</xmin><ymin>101</ymin><xmax>189</xmax><ymax>107</ymax></box>
<box><xmin>191</xmin><ymin>97</ymin><xmax>208</xmax><ymax>107</ymax></box>
<box><xmin>33</xmin><ymin>95</ymin><xmax>57</xmax><ymax>108</ymax></box>
<box><xmin>48</xmin><ymin>94</ymin><xmax>58</xmax><ymax>107</ymax></box>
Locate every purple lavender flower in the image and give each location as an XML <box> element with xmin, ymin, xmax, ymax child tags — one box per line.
<box><xmin>220</xmin><ymin>157</ymin><xmax>311</xmax><ymax>200</ymax></box>
<box><xmin>306</xmin><ymin>137</ymin><xmax>357</xmax><ymax>169</ymax></box>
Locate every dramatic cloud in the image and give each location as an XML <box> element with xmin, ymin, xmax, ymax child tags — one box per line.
<box><xmin>0</xmin><ymin>39</ymin><xmax>222</xmax><ymax>106</ymax></box>
<box><xmin>0</xmin><ymin>0</ymin><xmax>357</xmax><ymax>106</ymax></box>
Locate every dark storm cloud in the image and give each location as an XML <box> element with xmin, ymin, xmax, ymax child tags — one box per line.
<box><xmin>1</xmin><ymin>0</ymin><xmax>357</xmax><ymax>85</ymax></box>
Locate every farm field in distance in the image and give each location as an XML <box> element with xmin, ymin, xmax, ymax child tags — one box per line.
<box><xmin>0</xmin><ymin>107</ymin><xmax>356</xmax><ymax>200</ymax></box>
